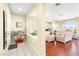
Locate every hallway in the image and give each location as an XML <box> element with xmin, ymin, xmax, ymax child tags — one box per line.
<box><xmin>46</xmin><ymin>39</ymin><xmax>79</xmax><ymax>56</ymax></box>
<box><xmin>0</xmin><ymin>3</ymin><xmax>45</xmax><ymax>56</ymax></box>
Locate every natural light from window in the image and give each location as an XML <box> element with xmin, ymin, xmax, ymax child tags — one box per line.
<box><xmin>65</xmin><ymin>20</ymin><xmax>77</xmax><ymax>31</ymax></box>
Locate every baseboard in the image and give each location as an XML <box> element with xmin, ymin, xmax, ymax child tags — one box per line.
<box><xmin>56</xmin><ymin>40</ymin><xmax>71</xmax><ymax>44</ymax></box>
<box><xmin>56</xmin><ymin>41</ymin><xmax>65</xmax><ymax>44</ymax></box>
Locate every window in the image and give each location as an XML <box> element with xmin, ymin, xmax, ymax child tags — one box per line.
<box><xmin>65</xmin><ymin>20</ymin><xmax>77</xmax><ymax>31</ymax></box>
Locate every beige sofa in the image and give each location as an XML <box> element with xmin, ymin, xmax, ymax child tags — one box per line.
<box><xmin>56</xmin><ymin>31</ymin><xmax>74</xmax><ymax>43</ymax></box>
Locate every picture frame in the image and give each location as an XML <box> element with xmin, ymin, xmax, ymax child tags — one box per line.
<box><xmin>16</xmin><ymin>22</ymin><xmax>22</xmax><ymax>28</ymax></box>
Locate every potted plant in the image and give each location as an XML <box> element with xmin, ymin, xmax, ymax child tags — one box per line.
<box><xmin>31</xmin><ymin>31</ymin><xmax>37</xmax><ymax>36</ymax></box>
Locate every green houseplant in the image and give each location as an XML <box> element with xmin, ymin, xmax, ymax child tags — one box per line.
<box><xmin>31</xmin><ymin>31</ymin><xmax>37</xmax><ymax>36</ymax></box>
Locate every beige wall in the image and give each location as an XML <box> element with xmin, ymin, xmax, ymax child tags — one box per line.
<box><xmin>0</xmin><ymin>4</ymin><xmax>11</xmax><ymax>54</ymax></box>
<box><xmin>26</xmin><ymin>4</ymin><xmax>45</xmax><ymax>56</ymax></box>
<box><xmin>11</xmin><ymin>14</ymin><xmax>26</xmax><ymax>32</ymax></box>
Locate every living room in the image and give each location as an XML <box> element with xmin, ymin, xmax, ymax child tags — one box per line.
<box><xmin>45</xmin><ymin>3</ymin><xmax>79</xmax><ymax>56</ymax></box>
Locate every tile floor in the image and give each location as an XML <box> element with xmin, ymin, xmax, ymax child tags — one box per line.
<box><xmin>1</xmin><ymin>42</ymin><xmax>36</xmax><ymax>56</ymax></box>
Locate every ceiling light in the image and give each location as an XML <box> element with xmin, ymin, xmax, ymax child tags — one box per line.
<box><xmin>56</xmin><ymin>3</ymin><xmax>61</xmax><ymax>6</ymax></box>
<box><xmin>19</xmin><ymin>8</ymin><xmax>23</xmax><ymax>11</ymax></box>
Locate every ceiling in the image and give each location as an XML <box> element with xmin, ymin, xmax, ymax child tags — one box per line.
<box><xmin>45</xmin><ymin>3</ymin><xmax>79</xmax><ymax>21</ymax></box>
<box><xmin>8</xmin><ymin>3</ymin><xmax>79</xmax><ymax>20</ymax></box>
<box><xmin>8</xmin><ymin>3</ymin><xmax>34</xmax><ymax>16</ymax></box>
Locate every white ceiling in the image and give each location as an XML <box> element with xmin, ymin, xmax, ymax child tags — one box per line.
<box><xmin>8</xmin><ymin>3</ymin><xmax>34</xmax><ymax>16</ymax></box>
<box><xmin>8</xmin><ymin>3</ymin><xmax>79</xmax><ymax>20</ymax></box>
<box><xmin>46</xmin><ymin>3</ymin><xmax>79</xmax><ymax>21</ymax></box>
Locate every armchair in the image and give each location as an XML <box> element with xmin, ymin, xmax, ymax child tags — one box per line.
<box><xmin>45</xmin><ymin>31</ymin><xmax>55</xmax><ymax>42</ymax></box>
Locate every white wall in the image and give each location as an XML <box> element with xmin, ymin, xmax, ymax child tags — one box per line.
<box><xmin>26</xmin><ymin>16</ymin><xmax>38</xmax><ymax>34</ymax></box>
<box><xmin>26</xmin><ymin>4</ymin><xmax>45</xmax><ymax>56</ymax></box>
<box><xmin>11</xmin><ymin>14</ymin><xmax>26</xmax><ymax>32</ymax></box>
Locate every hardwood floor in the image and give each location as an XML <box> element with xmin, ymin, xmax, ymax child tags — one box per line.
<box><xmin>46</xmin><ymin>39</ymin><xmax>79</xmax><ymax>56</ymax></box>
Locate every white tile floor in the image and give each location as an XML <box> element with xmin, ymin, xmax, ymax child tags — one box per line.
<box><xmin>1</xmin><ymin>42</ymin><xmax>36</xmax><ymax>56</ymax></box>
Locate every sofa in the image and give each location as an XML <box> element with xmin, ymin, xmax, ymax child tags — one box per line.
<box><xmin>56</xmin><ymin>31</ymin><xmax>74</xmax><ymax>43</ymax></box>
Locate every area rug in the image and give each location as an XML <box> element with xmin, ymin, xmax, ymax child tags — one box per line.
<box><xmin>8</xmin><ymin>44</ymin><xmax>17</xmax><ymax>50</ymax></box>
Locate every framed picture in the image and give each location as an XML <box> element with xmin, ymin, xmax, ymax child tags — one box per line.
<box><xmin>16</xmin><ymin>22</ymin><xmax>22</xmax><ymax>28</ymax></box>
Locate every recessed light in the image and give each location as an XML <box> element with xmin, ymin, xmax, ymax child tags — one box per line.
<box><xmin>19</xmin><ymin>8</ymin><xmax>23</xmax><ymax>11</ymax></box>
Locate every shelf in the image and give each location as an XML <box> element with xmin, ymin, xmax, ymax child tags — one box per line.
<box><xmin>27</xmin><ymin>33</ymin><xmax>37</xmax><ymax>40</ymax></box>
